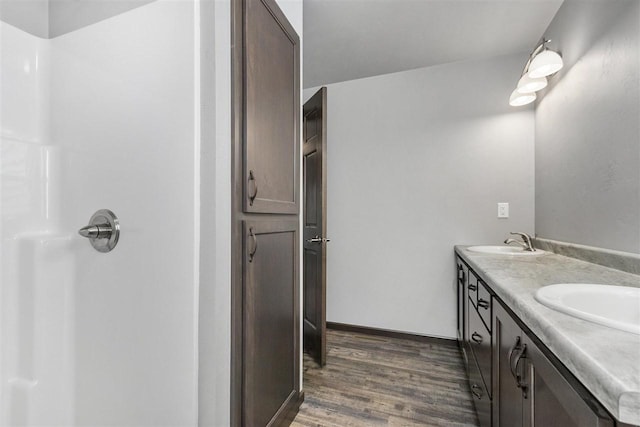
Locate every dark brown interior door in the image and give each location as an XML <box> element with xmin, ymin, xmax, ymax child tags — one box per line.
<box><xmin>303</xmin><ymin>87</ymin><xmax>327</xmax><ymax>366</ymax></box>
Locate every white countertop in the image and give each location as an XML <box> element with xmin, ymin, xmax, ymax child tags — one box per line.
<box><xmin>455</xmin><ymin>246</ymin><xmax>640</xmax><ymax>425</ymax></box>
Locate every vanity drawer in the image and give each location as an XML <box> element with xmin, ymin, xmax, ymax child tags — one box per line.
<box><xmin>469</xmin><ymin>303</ymin><xmax>492</xmax><ymax>397</ymax></box>
<box><xmin>477</xmin><ymin>280</ymin><xmax>492</xmax><ymax>332</ymax></box>
<box><xmin>468</xmin><ymin>270</ymin><xmax>479</xmax><ymax>308</ymax></box>
<box><xmin>467</xmin><ymin>352</ymin><xmax>491</xmax><ymax>427</ymax></box>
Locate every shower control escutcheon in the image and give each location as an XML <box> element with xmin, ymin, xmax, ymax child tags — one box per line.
<box><xmin>78</xmin><ymin>209</ymin><xmax>120</xmax><ymax>252</ymax></box>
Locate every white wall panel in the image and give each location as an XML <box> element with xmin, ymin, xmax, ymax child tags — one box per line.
<box><xmin>49</xmin><ymin>1</ymin><xmax>198</xmax><ymax>424</ymax></box>
<box><xmin>307</xmin><ymin>54</ymin><xmax>535</xmax><ymax>338</ymax></box>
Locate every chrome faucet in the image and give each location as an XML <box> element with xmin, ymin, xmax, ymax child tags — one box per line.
<box><xmin>504</xmin><ymin>232</ymin><xmax>535</xmax><ymax>251</ymax></box>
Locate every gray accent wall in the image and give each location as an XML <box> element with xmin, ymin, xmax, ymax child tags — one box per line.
<box><xmin>535</xmin><ymin>0</ymin><xmax>640</xmax><ymax>253</ymax></box>
<box><xmin>305</xmin><ymin>53</ymin><xmax>535</xmax><ymax>338</ymax></box>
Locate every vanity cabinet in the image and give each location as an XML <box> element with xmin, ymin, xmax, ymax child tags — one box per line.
<box><xmin>456</xmin><ymin>255</ymin><xmax>619</xmax><ymax>427</ymax></box>
<box><xmin>467</xmin><ymin>271</ymin><xmax>493</xmax><ymax>427</ymax></box>
<box><xmin>493</xmin><ymin>300</ymin><xmax>614</xmax><ymax>427</ymax></box>
<box><xmin>457</xmin><ymin>257</ymin><xmax>493</xmax><ymax>427</ymax></box>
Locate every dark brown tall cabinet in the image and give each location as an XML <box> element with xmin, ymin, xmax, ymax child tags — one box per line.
<box><xmin>232</xmin><ymin>0</ymin><xmax>301</xmax><ymax>425</ymax></box>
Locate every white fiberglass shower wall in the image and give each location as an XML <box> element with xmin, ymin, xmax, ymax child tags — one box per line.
<box><xmin>0</xmin><ymin>1</ymin><xmax>220</xmax><ymax>424</ymax></box>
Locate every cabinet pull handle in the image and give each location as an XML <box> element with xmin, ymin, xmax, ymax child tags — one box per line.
<box><xmin>471</xmin><ymin>384</ymin><xmax>483</xmax><ymax>399</ymax></box>
<box><xmin>458</xmin><ymin>268</ymin><xmax>465</xmax><ymax>284</ymax></box>
<box><xmin>514</xmin><ymin>344</ymin><xmax>528</xmax><ymax>395</ymax></box>
<box><xmin>508</xmin><ymin>337</ymin><xmax>528</xmax><ymax>394</ymax></box>
<box><xmin>248</xmin><ymin>227</ymin><xmax>257</xmax><ymax>262</ymax></box>
<box><xmin>469</xmin><ymin>284</ymin><xmax>477</xmax><ymax>291</ymax></box>
<box><xmin>471</xmin><ymin>332</ymin><xmax>483</xmax><ymax>344</ymax></box>
<box><xmin>478</xmin><ymin>299</ymin><xmax>489</xmax><ymax>309</ymax></box>
<box><xmin>508</xmin><ymin>336</ymin><xmax>522</xmax><ymax>379</ymax></box>
<box><xmin>248</xmin><ymin>170</ymin><xmax>258</xmax><ymax>206</ymax></box>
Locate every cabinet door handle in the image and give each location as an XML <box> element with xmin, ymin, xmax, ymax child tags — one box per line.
<box><xmin>248</xmin><ymin>227</ymin><xmax>257</xmax><ymax>262</ymax></box>
<box><xmin>469</xmin><ymin>284</ymin><xmax>477</xmax><ymax>291</ymax></box>
<box><xmin>458</xmin><ymin>266</ymin><xmax>465</xmax><ymax>283</ymax></box>
<box><xmin>508</xmin><ymin>336</ymin><xmax>522</xmax><ymax>378</ymax></box>
<box><xmin>514</xmin><ymin>344</ymin><xmax>528</xmax><ymax>395</ymax></box>
<box><xmin>471</xmin><ymin>384</ymin><xmax>483</xmax><ymax>399</ymax></box>
<box><xmin>508</xmin><ymin>337</ymin><xmax>528</xmax><ymax>394</ymax></box>
<box><xmin>471</xmin><ymin>332</ymin><xmax>483</xmax><ymax>344</ymax></box>
<box><xmin>248</xmin><ymin>170</ymin><xmax>258</xmax><ymax>206</ymax></box>
<box><xmin>478</xmin><ymin>298</ymin><xmax>490</xmax><ymax>309</ymax></box>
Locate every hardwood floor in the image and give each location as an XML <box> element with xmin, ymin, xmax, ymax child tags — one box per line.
<box><xmin>291</xmin><ymin>329</ymin><xmax>479</xmax><ymax>426</ymax></box>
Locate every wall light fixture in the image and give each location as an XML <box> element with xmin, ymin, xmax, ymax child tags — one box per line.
<box><xmin>510</xmin><ymin>39</ymin><xmax>563</xmax><ymax>107</ymax></box>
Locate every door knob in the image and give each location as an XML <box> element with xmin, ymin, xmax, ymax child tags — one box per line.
<box><xmin>306</xmin><ymin>236</ymin><xmax>331</xmax><ymax>243</ymax></box>
<box><xmin>78</xmin><ymin>209</ymin><xmax>120</xmax><ymax>252</ymax></box>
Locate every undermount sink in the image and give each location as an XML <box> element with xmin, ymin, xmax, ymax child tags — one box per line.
<box><xmin>467</xmin><ymin>245</ymin><xmax>546</xmax><ymax>256</ymax></box>
<box><xmin>535</xmin><ymin>284</ymin><xmax>640</xmax><ymax>335</ymax></box>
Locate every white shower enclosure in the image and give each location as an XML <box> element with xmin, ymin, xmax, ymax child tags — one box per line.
<box><xmin>0</xmin><ymin>1</ymin><xmax>217</xmax><ymax>424</ymax></box>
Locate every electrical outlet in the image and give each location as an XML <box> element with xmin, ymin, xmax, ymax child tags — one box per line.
<box><xmin>498</xmin><ymin>203</ymin><xmax>509</xmax><ymax>218</ymax></box>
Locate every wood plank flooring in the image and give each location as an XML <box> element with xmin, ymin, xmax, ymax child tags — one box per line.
<box><xmin>291</xmin><ymin>329</ymin><xmax>479</xmax><ymax>427</ymax></box>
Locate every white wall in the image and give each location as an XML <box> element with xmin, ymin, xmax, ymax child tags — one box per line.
<box><xmin>52</xmin><ymin>1</ymin><xmax>198</xmax><ymax>424</ymax></box>
<box><xmin>535</xmin><ymin>0</ymin><xmax>640</xmax><ymax>253</ymax></box>
<box><xmin>0</xmin><ymin>20</ymin><xmax>61</xmax><ymax>427</ymax></box>
<box><xmin>3</xmin><ymin>2</ymin><xmax>202</xmax><ymax>424</ymax></box>
<box><xmin>305</xmin><ymin>53</ymin><xmax>535</xmax><ymax>338</ymax></box>
<box><xmin>197</xmin><ymin>0</ymin><xmax>232</xmax><ymax>425</ymax></box>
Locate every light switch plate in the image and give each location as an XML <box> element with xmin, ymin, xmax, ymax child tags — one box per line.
<box><xmin>498</xmin><ymin>202</ymin><xmax>509</xmax><ymax>218</ymax></box>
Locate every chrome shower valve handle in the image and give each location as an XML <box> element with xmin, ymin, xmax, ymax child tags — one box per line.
<box><xmin>78</xmin><ymin>209</ymin><xmax>120</xmax><ymax>252</ymax></box>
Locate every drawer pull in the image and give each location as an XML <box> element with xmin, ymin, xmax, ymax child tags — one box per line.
<box><xmin>471</xmin><ymin>332</ymin><xmax>483</xmax><ymax>344</ymax></box>
<box><xmin>478</xmin><ymin>298</ymin><xmax>490</xmax><ymax>309</ymax></box>
<box><xmin>469</xmin><ymin>284</ymin><xmax>477</xmax><ymax>291</ymax></box>
<box><xmin>471</xmin><ymin>384</ymin><xmax>483</xmax><ymax>399</ymax></box>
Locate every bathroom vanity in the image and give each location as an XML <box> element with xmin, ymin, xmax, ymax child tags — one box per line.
<box><xmin>455</xmin><ymin>247</ymin><xmax>640</xmax><ymax>427</ymax></box>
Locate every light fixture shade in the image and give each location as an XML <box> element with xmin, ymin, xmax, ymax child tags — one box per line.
<box><xmin>528</xmin><ymin>50</ymin><xmax>563</xmax><ymax>78</ymax></box>
<box><xmin>517</xmin><ymin>74</ymin><xmax>547</xmax><ymax>93</ymax></box>
<box><xmin>509</xmin><ymin>89</ymin><xmax>536</xmax><ymax>107</ymax></box>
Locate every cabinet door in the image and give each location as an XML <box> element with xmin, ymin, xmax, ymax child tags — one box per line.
<box><xmin>243</xmin><ymin>0</ymin><xmax>300</xmax><ymax>214</ymax></box>
<box><xmin>243</xmin><ymin>220</ymin><xmax>299</xmax><ymax>426</ymax></box>
<box><xmin>523</xmin><ymin>336</ymin><xmax>614</xmax><ymax>427</ymax></box>
<box><xmin>493</xmin><ymin>301</ymin><xmax>525</xmax><ymax>427</ymax></box>
<box><xmin>456</xmin><ymin>258</ymin><xmax>468</xmax><ymax>343</ymax></box>
<box><xmin>469</xmin><ymin>304</ymin><xmax>492</xmax><ymax>396</ymax></box>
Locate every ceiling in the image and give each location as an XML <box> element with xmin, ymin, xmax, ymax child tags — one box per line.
<box><xmin>303</xmin><ymin>0</ymin><xmax>564</xmax><ymax>88</ymax></box>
